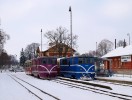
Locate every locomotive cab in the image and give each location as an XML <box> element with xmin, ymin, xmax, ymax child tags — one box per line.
<box><xmin>59</xmin><ymin>56</ymin><xmax>95</xmax><ymax>80</ymax></box>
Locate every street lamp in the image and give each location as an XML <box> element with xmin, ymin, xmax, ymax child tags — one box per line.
<box><xmin>127</xmin><ymin>33</ymin><xmax>130</xmax><ymax>45</ymax></box>
<box><xmin>41</xmin><ymin>29</ymin><xmax>42</xmax><ymax>56</ymax></box>
<box><xmin>69</xmin><ymin>6</ymin><xmax>73</xmax><ymax>56</ymax></box>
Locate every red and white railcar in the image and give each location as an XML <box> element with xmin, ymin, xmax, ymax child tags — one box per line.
<box><xmin>25</xmin><ymin>57</ymin><xmax>58</xmax><ymax>79</ymax></box>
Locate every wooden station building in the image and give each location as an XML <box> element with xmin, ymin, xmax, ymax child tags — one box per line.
<box><xmin>102</xmin><ymin>45</ymin><xmax>132</xmax><ymax>74</ymax></box>
<box><xmin>37</xmin><ymin>44</ymin><xmax>76</xmax><ymax>57</ymax></box>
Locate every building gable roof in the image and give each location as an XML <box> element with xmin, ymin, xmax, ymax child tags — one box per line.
<box><xmin>43</xmin><ymin>43</ymin><xmax>76</xmax><ymax>53</ymax></box>
<box><xmin>102</xmin><ymin>45</ymin><xmax>132</xmax><ymax>58</ymax></box>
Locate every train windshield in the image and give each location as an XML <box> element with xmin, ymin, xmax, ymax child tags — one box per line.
<box><xmin>78</xmin><ymin>57</ymin><xmax>94</xmax><ymax>64</ymax></box>
<box><xmin>41</xmin><ymin>58</ymin><xmax>57</xmax><ymax>64</ymax></box>
<box><xmin>48</xmin><ymin>58</ymin><xmax>57</xmax><ymax>64</ymax></box>
<box><xmin>61</xmin><ymin>59</ymin><xmax>69</xmax><ymax>65</ymax></box>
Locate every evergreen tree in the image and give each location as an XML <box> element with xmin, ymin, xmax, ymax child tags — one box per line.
<box><xmin>19</xmin><ymin>48</ymin><xmax>26</xmax><ymax>66</ymax></box>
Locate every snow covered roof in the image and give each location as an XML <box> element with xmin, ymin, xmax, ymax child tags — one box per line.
<box><xmin>102</xmin><ymin>45</ymin><xmax>132</xmax><ymax>58</ymax></box>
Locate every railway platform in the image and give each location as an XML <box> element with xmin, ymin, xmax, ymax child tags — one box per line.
<box><xmin>96</xmin><ymin>75</ymin><xmax>132</xmax><ymax>85</ymax></box>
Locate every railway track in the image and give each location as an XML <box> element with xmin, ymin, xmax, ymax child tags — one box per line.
<box><xmin>9</xmin><ymin>74</ymin><xmax>60</xmax><ymax>100</ymax></box>
<box><xmin>58</xmin><ymin>77</ymin><xmax>112</xmax><ymax>90</ymax></box>
<box><xmin>52</xmin><ymin>78</ymin><xmax>132</xmax><ymax>100</ymax></box>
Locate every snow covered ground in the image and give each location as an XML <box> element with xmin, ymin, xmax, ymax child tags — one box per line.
<box><xmin>0</xmin><ymin>71</ymin><xmax>132</xmax><ymax>100</ymax></box>
<box><xmin>0</xmin><ymin>72</ymin><xmax>38</xmax><ymax>100</ymax></box>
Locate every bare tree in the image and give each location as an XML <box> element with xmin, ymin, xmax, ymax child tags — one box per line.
<box><xmin>97</xmin><ymin>39</ymin><xmax>113</xmax><ymax>57</ymax></box>
<box><xmin>9</xmin><ymin>55</ymin><xmax>18</xmax><ymax>66</ymax></box>
<box><xmin>24</xmin><ymin>43</ymin><xmax>40</xmax><ymax>59</ymax></box>
<box><xmin>44</xmin><ymin>26</ymin><xmax>78</xmax><ymax>57</ymax></box>
<box><xmin>0</xmin><ymin>29</ymin><xmax>10</xmax><ymax>54</ymax></box>
<box><xmin>81</xmin><ymin>50</ymin><xmax>96</xmax><ymax>57</ymax></box>
<box><xmin>0</xmin><ymin>51</ymin><xmax>11</xmax><ymax>68</ymax></box>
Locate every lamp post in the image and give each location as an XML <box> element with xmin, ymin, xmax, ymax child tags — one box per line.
<box><xmin>96</xmin><ymin>42</ymin><xmax>97</xmax><ymax>57</ymax></box>
<box><xmin>69</xmin><ymin>6</ymin><xmax>73</xmax><ymax>56</ymax></box>
<box><xmin>127</xmin><ymin>33</ymin><xmax>130</xmax><ymax>45</ymax></box>
<box><xmin>41</xmin><ymin>29</ymin><xmax>42</xmax><ymax>56</ymax></box>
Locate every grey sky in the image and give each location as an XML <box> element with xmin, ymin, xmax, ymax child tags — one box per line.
<box><xmin>0</xmin><ymin>0</ymin><xmax>132</xmax><ymax>59</ymax></box>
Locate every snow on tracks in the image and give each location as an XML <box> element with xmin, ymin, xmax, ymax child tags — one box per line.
<box><xmin>9</xmin><ymin>74</ymin><xmax>60</xmax><ymax>100</ymax></box>
<box><xmin>53</xmin><ymin>77</ymin><xmax>132</xmax><ymax>100</ymax></box>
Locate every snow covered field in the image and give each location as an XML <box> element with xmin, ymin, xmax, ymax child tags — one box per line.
<box><xmin>0</xmin><ymin>71</ymin><xmax>132</xmax><ymax>100</ymax></box>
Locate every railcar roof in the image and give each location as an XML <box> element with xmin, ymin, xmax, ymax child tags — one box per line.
<box><xmin>29</xmin><ymin>56</ymin><xmax>57</xmax><ymax>61</ymax></box>
<box><xmin>58</xmin><ymin>56</ymin><xmax>95</xmax><ymax>60</ymax></box>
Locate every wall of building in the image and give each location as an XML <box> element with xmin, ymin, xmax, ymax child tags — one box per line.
<box><xmin>104</xmin><ymin>55</ymin><xmax>132</xmax><ymax>74</ymax></box>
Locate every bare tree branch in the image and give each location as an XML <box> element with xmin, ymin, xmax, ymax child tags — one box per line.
<box><xmin>97</xmin><ymin>39</ymin><xmax>113</xmax><ymax>57</ymax></box>
<box><xmin>44</xmin><ymin>26</ymin><xmax>78</xmax><ymax>57</ymax></box>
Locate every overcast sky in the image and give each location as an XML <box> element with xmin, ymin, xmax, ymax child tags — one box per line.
<box><xmin>0</xmin><ymin>0</ymin><xmax>132</xmax><ymax>59</ymax></box>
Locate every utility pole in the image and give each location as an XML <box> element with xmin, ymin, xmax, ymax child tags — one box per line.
<box><xmin>69</xmin><ymin>6</ymin><xmax>73</xmax><ymax>56</ymax></box>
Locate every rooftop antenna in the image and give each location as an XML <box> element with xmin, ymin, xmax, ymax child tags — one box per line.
<box><xmin>0</xmin><ymin>18</ymin><xmax>1</xmax><ymax>26</ymax></box>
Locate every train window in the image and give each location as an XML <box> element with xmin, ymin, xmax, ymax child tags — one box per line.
<box><xmin>78</xmin><ymin>58</ymin><xmax>84</xmax><ymax>64</ymax></box>
<box><xmin>62</xmin><ymin>59</ymin><xmax>68</xmax><ymax>65</ymax></box>
<box><xmin>52</xmin><ymin>58</ymin><xmax>57</xmax><ymax>64</ymax></box>
<box><xmin>68</xmin><ymin>60</ymin><xmax>70</xmax><ymax>65</ymax></box>
<box><xmin>42</xmin><ymin>59</ymin><xmax>47</xmax><ymax>64</ymax></box>
<box><xmin>48</xmin><ymin>58</ymin><xmax>52</xmax><ymax>64</ymax></box>
<box><xmin>89</xmin><ymin>58</ymin><xmax>94</xmax><ymax>64</ymax></box>
<box><xmin>47</xmin><ymin>58</ymin><xmax>56</xmax><ymax>64</ymax></box>
<box><xmin>71</xmin><ymin>58</ymin><xmax>74</xmax><ymax>64</ymax></box>
<box><xmin>85</xmin><ymin>58</ymin><xmax>89</xmax><ymax>64</ymax></box>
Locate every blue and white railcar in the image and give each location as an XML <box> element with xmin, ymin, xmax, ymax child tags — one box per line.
<box><xmin>59</xmin><ymin>56</ymin><xmax>95</xmax><ymax>79</ymax></box>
